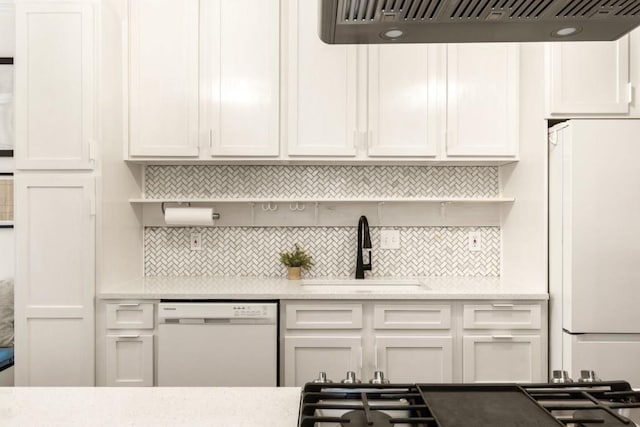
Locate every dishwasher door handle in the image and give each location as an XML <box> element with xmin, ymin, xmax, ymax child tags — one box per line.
<box><xmin>166</xmin><ymin>318</ymin><xmax>233</xmax><ymax>325</ymax></box>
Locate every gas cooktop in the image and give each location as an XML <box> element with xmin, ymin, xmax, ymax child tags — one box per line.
<box><xmin>298</xmin><ymin>380</ymin><xmax>640</xmax><ymax>427</ymax></box>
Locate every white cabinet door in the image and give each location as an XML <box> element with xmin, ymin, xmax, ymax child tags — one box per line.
<box><xmin>463</xmin><ymin>335</ymin><xmax>542</xmax><ymax>383</ymax></box>
<box><xmin>284</xmin><ymin>336</ymin><xmax>361</xmax><ymax>386</ymax></box>
<box><xmin>375</xmin><ymin>336</ymin><xmax>453</xmax><ymax>383</ymax></box>
<box><xmin>564</xmin><ymin>333</ymin><xmax>640</xmax><ymax>388</ymax></box>
<box><xmin>14</xmin><ymin>174</ymin><xmax>95</xmax><ymax>385</ymax></box>
<box><xmin>446</xmin><ymin>44</ymin><xmax>518</xmax><ymax>157</ymax></box>
<box><xmin>203</xmin><ymin>0</ymin><xmax>279</xmax><ymax>157</ymax></box>
<box><xmin>128</xmin><ymin>0</ymin><xmax>199</xmax><ymax>157</ymax></box>
<box><xmin>15</xmin><ymin>2</ymin><xmax>96</xmax><ymax>169</ymax></box>
<box><xmin>286</xmin><ymin>0</ymin><xmax>358</xmax><ymax>157</ymax></box>
<box><xmin>547</xmin><ymin>36</ymin><xmax>630</xmax><ymax>115</ymax></box>
<box><xmin>106</xmin><ymin>334</ymin><xmax>153</xmax><ymax>386</ymax></box>
<box><xmin>367</xmin><ymin>45</ymin><xmax>442</xmax><ymax>157</ymax></box>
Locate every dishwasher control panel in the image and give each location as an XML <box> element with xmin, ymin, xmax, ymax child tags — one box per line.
<box><xmin>158</xmin><ymin>302</ymin><xmax>278</xmax><ymax>323</ymax></box>
<box><xmin>232</xmin><ymin>305</ymin><xmax>269</xmax><ymax>317</ymax></box>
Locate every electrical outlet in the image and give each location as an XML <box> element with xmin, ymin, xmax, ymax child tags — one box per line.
<box><xmin>468</xmin><ymin>231</ymin><xmax>482</xmax><ymax>252</ymax></box>
<box><xmin>190</xmin><ymin>232</ymin><xmax>202</xmax><ymax>251</ymax></box>
<box><xmin>380</xmin><ymin>230</ymin><xmax>401</xmax><ymax>250</ymax></box>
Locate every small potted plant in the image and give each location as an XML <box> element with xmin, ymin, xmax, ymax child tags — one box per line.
<box><xmin>279</xmin><ymin>244</ymin><xmax>314</xmax><ymax>280</ymax></box>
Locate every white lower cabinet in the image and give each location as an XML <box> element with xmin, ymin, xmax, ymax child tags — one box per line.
<box><xmin>15</xmin><ymin>174</ymin><xmax>95</xmax><ymax>386</ymax></box>
<box><xmin>375</xmin><ymin>336</ymin><xmax>453</xmax><ymax>383</ymax></box>
<box><xmin>281</xmin><ymin>300</ymin><xmax>547</xmax><ymax>386</ymax></box>
<box><xmin>106</xmin><ymin>334</ymin><xmax>154</xmax><ymax>386</ymax></box>
<box><xmin>462</xmin><ymin>335</ymin><xmax>542</xmax><ymax>383</ymax></box>
<box><xmin>461</xmin><ymin>301</ymin><xmax>547</xmax><ymax>383</ymax></box>
<box><xmin>282</xmin><ymin>301</ymin><xmax>455</xmax><ymax>386</ymax></box>
<box><xmin>284</xmin><ymin>336</ymin><xmax>362</xmax><ymax>387</ymax></box>
<box><xmin>99</xmin><ymin>301</ymin><xmax>156</xmax><ymax>387</ymax></box>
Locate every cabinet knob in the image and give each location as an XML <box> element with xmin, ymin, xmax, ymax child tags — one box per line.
<box><xmin>341</xmin><ymin>371</ymin><xmax>361</xmax><ymax>384</ymax></box>
<box><xmin>312</xmin><ymin>371</ymin><xmax>333</xmax><ymax>384</ymax></box>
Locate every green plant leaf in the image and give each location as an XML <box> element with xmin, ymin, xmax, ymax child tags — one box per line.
<box><xmin>278</xmin><ymin>244</ymin><xmax>314</xmax><ymax>271</ymax></box>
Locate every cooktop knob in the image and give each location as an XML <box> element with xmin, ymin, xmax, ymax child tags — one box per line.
<box><xmin>341</xmin><ymin>371</ymin><xmax>361</xmax><ymax>384</ymax></box>
<box><xmin>312</xmin><ymin>371</ymin><xmax>333</xmax><ymax>384</ymax></box>
<box><xmin>551</xmin><ymin>370</ymin><xmax>573</xmax><ymax>384</ymax></box>
<box><xmin>578</xmin><ymin>370</ymin><xmax>599</xmax><ymax>383</ymax></box>
<box><xmin>369</xmin><ymin>371</ymin><xmax>390</xmax><ymax>384</ymax></box>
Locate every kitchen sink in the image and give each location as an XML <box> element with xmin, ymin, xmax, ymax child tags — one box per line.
<box><xmin>299</xmin><ymin>279</ymin><xmax>427</xmax><ymax>292</ymax></box>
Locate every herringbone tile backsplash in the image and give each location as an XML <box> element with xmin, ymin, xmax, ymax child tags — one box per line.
<box><xmin>144</xmin><ymin>226</ymin><xmax>500</xmax><ymax>277</ymax></box>
<box><xmin>144</xmin><ymin>165</ymin><xmax>502</xmax><ymax>277</ymax></box>
<box><xmin>144</xmin><ymin>165</ymin><xmax>499</xmax><ymax>199</ymax></box>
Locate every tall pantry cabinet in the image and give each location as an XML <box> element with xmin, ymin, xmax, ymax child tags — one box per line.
<box><xmin>14</xmin><ymin>0</ymin><xmax>97</xmax><ymax>385</ymax></box>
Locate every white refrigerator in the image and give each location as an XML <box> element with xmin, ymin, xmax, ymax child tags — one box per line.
<box><xmin>549</xmin><ymin>120</ymin><xmax>640</xmax><ymax>388</ymax></box>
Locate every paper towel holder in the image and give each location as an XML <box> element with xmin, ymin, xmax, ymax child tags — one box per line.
<box><xmin>161</xmin><ymin>202</ymin><xmax>221</xmax><ymax>220</ymax></box>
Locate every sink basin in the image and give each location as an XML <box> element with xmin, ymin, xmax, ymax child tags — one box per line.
<box><xmin>300</xmin><ymin>279</ymin><xmax>426</xmax><ymax>292</ymax></box>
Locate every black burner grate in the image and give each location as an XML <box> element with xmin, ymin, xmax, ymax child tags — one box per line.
<box><xmin>298</xmin><ymin>381</ymin><xmax>640</xmax><ymax>427</ymax></box>
<box><xmin>299</xmin><ymin>383</ymin><xmax>436</xmax><ymax>426</ymax></box>
<box><xmin>523</xmin><ymin>382</ymin><xmax>640</xmax><ymax>426</ymax></box>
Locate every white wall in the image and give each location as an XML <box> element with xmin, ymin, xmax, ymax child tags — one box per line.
<box><xmin>0</xmin><ymin>1</ymin><xmax>14</xmax><ymax>281</ymax></box>
<box><xmin>0</xmin><ymin>228</ymin><xmax>13</xmax><ymax>280</ymax></box>
<box><xmin>0</xmin><ymin>1</ymin><xmax>14</xmax><ymax>57</ymax></box>
<box><xmin>500</xmin><ymin>43</ymin><xmax>548</xmax><ymax>292</ymax></box>
<box><xmin>96</xmin><ymin>0</ymin><xmax>144</xmax><ymax>289</ymax></box>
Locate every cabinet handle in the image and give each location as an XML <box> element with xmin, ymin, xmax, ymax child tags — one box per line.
<box><xmin>628</xmin><ymin>82</ymin><xmax>634</xmax><ymax>105</ymax></box>
<box><xmin>89</xmin><ymin>138</ymin><xmax>96</xmax><ymax>161</ymax></box>
<box><xmin>89</xmin><ymin>193</ymin><xmax>96</xmax><ymax>217</ymax></box>
<box><xmin>118</xmin><ymin>303</ymin><xmax>140</xmax><ymax>308</ymax></box>
<box><xmin>491</xmin><ymin>335</ymin><xmax>514</xmax><ymax>340</ymax></box>
<box><xmin>117</xmin><ymin>335</ymin><xmax>140</xmax><ymax>339</ymax></box>
<box><xmin>352</xmin><ymin>130</ymin><xmax>359</xmax><ymax>150</ymax></box>
<box><xmin>359</xmin><ymin>347</ymin><xmax>363</xmax><ymax>369</ymax></box>
<box><xmin>492</xmin><ymin>304</ymin><xmax>514</xmax><ymax>309</ymax></box>
<box><xmin>374</xmin><ymin>344</ymin><xmax>378</xmax><ymax>369</ymax></box>
<box><xmin>209</xmin><ymin>129</ymin><xmax>214</xmax><ymax>150</ymax></box>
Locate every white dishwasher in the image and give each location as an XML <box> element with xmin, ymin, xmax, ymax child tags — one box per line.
<box><xmin>157</xmin><ymin>302</ymin><xmax>278</xmax><ymax>386</ymax></box>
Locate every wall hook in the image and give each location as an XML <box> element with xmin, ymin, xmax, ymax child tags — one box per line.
<box><xmin>261</xmin><ymin>202</ymin><xmax>278</xmax><ymax>212</ymax></box>
<box><xmin>289</xmin><ymin>202</ymin><xmax>305</xmax><ymax>212</ymax></box>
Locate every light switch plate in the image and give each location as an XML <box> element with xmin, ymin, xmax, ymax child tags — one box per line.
<box><xmin>468</xmin><ymin>231</ymin><xmax>482</xmax><ymax>252</ymax></box>
<box><xmin>380</xmin><ymin>230</ymin><xmax>401</xmax><ymax>250</ymax></box>
<box><xmin>190</xmin><ymin>232</ymin><xmax>202</xmax><ymax>251</ymax></box>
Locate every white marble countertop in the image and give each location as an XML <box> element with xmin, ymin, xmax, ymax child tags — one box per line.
<box><xmin>98</xmin><ymin>276</ymin><xmax>548</xmax><ymax>300</ymax></box>
<box><xmin>0</xmin><ymin>387</ymin><xmax>301</xmax><ymax>427</ymax></box>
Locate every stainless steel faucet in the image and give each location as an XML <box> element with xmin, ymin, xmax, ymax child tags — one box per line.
<box><xmin>356</xmin><ymin>215</ymin><xmax>372</xmax><ymax>279</ymax></box>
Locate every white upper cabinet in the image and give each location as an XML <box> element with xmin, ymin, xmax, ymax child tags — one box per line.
<box><xmin>367</xmin><ymin>45</ymin><xmax>442</xmax><ymax>157</ymax></box>
<box><xmin>286</xmin><ymin>0</ymin><xmax>358</xmax><ymax>157</ymax></box>
<box><xmin>203</xmin><ymin>0</ymin><xmax>279</xmax><ymax>157</ymax></box>
<box><xmin>15</xmin><ymin>1</ymin><xmax>96</xmax><ymax>170</ymax></box>
<box><xmin>128</xmin><ymin>0</ymin><xmax>199</xmax><ymax>157</ymax></box>
<box><xmin>547</xmin><ymin>36</ymin><xmax>630</xmax><ymax>116</ymax></box>
<box><xmin>446</xmin><ymin>44</ymin><xmax>519</xmax><ymax>157</ymax></box>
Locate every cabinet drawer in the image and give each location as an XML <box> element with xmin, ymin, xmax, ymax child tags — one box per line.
<box><xmin>106</xmin><ymin>303</ymin><xmax>154</xmax><ymax>330</ymax></box>
<box><xmin>463</xmin><ymin>303</ymin><xmax>541</xmax><ymax>330</ymax></box>
<box><xmin>285</xmin><ymin>304</ymin><xmax>363</xmax><ymax>329</ymax></box>
<box><xmin>374</xmin><ymin>305</ymin><xmax>451</xmax><ymax>330</ymax></box>
<box><xmin>106</xmin><ymin>334</ymin><xmax>154</xmax><ymax>386</ymax></box>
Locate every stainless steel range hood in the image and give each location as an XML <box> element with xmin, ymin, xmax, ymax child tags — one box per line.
<box><xmin>319</xmin><ymin>0</ymin><xmax>640</xmax><ymax>44</ymax></box>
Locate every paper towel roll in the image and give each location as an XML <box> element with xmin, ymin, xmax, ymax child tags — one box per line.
<box><xmin>164</xmin><ymin>207</ymin><xmax>215</xmax><ymax>226</ymax></box>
